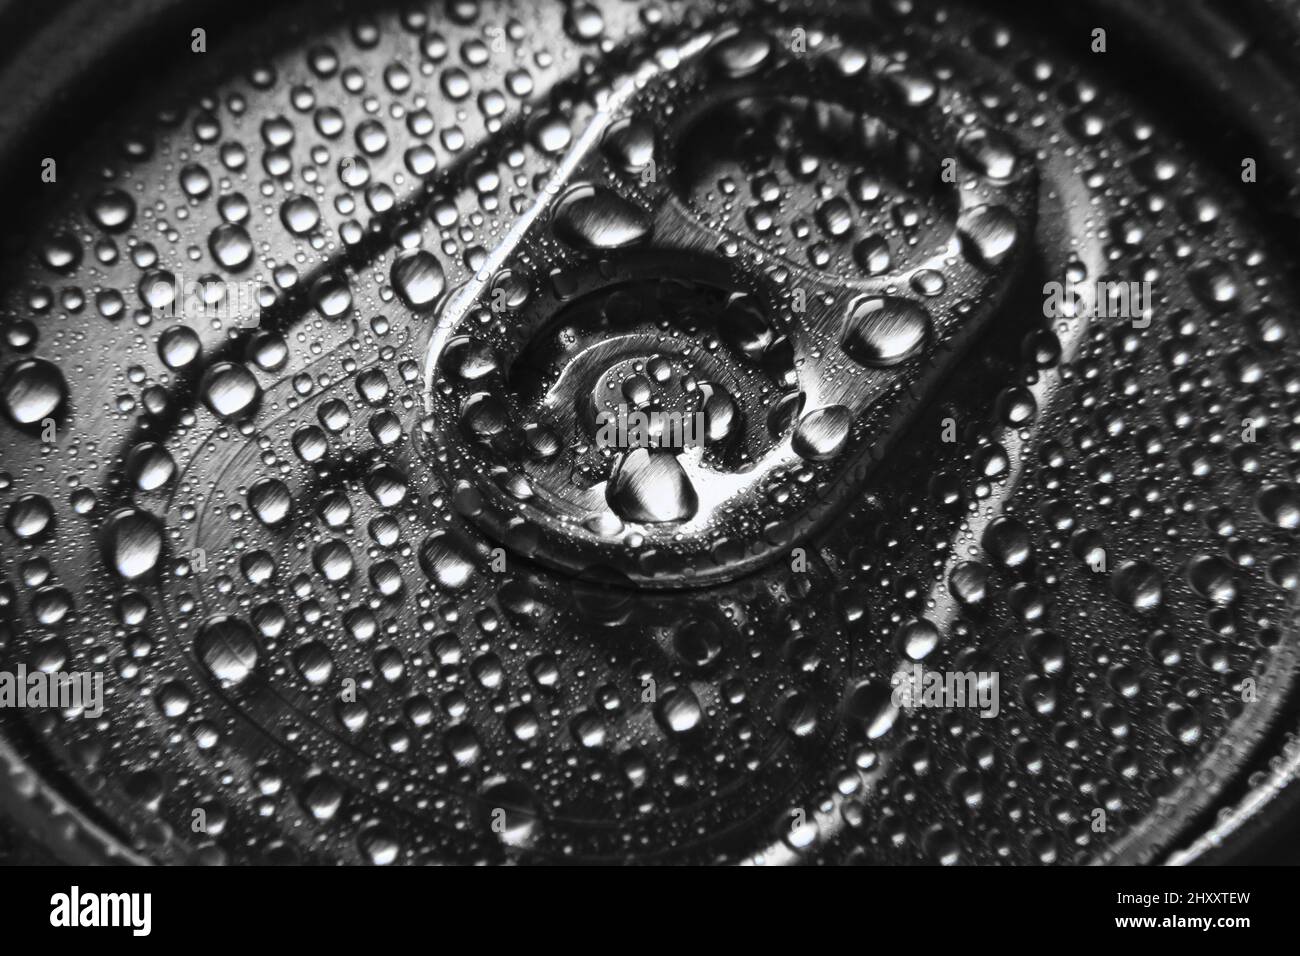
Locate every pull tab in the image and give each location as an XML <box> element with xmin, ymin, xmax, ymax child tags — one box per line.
<box><xmin>421</xmin><ymin>23</ymin><xmax>1037</xmax><ymax>587</ymax></box>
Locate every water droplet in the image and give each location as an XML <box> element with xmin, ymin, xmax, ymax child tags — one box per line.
<box><xmin>844</xmin><ymin>680</ymin><xmax>899</xmax><ymax>739</ymax></box>
<box><xmin>792</xmin><ymin>405</ymin><xmax>851</xmax><ymax>461</ymax></box>
<box><xmin>1110</xmin><ymin>560</ymin><xmax>1163</xmax><ymax>612</ymax></box>
<box><xmin>841</xmin><ymin>297</ymin><xmax>930</xmax><ymax>367</ymax></box>
<box><xmin>247</xmin><ymin>478</ymin><xmax>292</xmax><ymax>527</ymax></box>
<box><xmin>553</xmin><ymin>184</ymin><xmax>651</xmax><ymax>250</ymax></box>
<box><xmin>1</xmin><ymin>358</ymin><xmax>67</xmax><ymax>425</ymax></box>
<box><xmin>1187</xmin><ymin>555</ymin><xmax>1237</xmax><ymax>605</ymax></box>
<box><xmin>958</xmin><ymin>127</ymin><xmax>1019</xmax><ymax>180</ymax></box>
<box><xmin>209</xmin><ymin>222</ymin><xmax>254</xmax><ymax>270</ymax></box>
<box><xmin>419</xmin><ymin>530</ymin><xmax>477</xmax><ymax>590</ymax></box>
<box><xmin>391</xmin><ymin>249</ymin><xmax>446</xmax><ymax>309</ymax></box>
<box><xmin>957</xmin><ymin>204</ymin><xmax>1019</xmax><ymax>268</ymax></box>
<box><xmin>88</xmin><ymin>189</ymin><xmax>136</xmax><ymax>232</ymax></box>
<box><xmin>102</xmin><ymin>508</ymin><xmax>163</xmax><ymax>580</ymax></box>
<box><xmin>602</xmin><ymin>118</ymin><xmax>655</xmax><ymax>171</ymax></box>
<box><xmin>1257</xmin><ymin>483</ymin><xmax>1300</xmax><ymax>529</ymax></box>
<box><xmin>606</xmin><ymin>449</ymin><xmax>697</xmax><ymax>523</ymax></box>
<box><xmin>710</xmin><ymin>30</ymin><xmax>773</xmax><ymax>78</ymax></box>
<box><xmin>280</xmin><ymin>195</ymin><xmax>320</xmax><ymax>234</ymax></box>
<box><xmin>197</xmin><ymin>616</ymin><xmax>259</xmax><ymax>687</ymax></box>
<box><xmin>655</xmin><ymin>686</ymin><xmax>703</xmax><ymax>735</ymax></box>
<box><xmin>200</xmin><ymin>362</ymin><xmax>261</xmax><ymax>419</ymax></box>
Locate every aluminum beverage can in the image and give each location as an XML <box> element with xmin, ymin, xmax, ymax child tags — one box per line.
<box><xmin>1</xmin><ymin>0</ymin><xmax>1299</xmax><ymax>865</ymax></box>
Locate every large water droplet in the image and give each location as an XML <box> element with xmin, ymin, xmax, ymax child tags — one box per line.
<box><xmin>247</xmin><ymin>478</ymin><xmax>292</xmax><ymax>527</ymax></box>
<box><xmin>606</xmin><ymin>449</ymin><xmax>697</xmax><ymax>523</ymax></box>
<box><xmin>102</xmin><ymin>508</ymin><xmax>164</xmax><ymax>580</ymax></box>
<box><xmin>602</xmin><ymin>118</ymin><xmax>655</xmax><ymax>171</ymax></box>
<box><xmin>792</xmin><ymin>405</ymin><xmax>851</xmax><ymax>461</ymax></box>
<box><xmin>710</xmin><ymin>30</ymin><xmax>773</xmax><ymax>78</ymax></box>
<box><xmin>958</xmin><ymin>127</ymin><xmax>1019</xmax><ymax>180</ymax></box>
<box><xmin>1187</xmin><ymin>555</ymin><xmax>1237</xmax><ymax>605</ymax></box>
<box><xmin>1110</xmin><ymin>560</ymin><xmax>1163</xmax><ymax>612</ymax></box>
<box><xmin>419</xmin><ymin>530</ymin><xmax>478</xmax><ymax>589</ymax></box>
<box><xmin>479</xmin><ymin>779</ymin><xmax>540</xmax><ymax>848</ymax></box>
<box><xmin>1257</xmin><ymin>483</ymin><xmax>1300</xmax><ymax>529</ymax></box>
<box><xmin>655</xmin><ymin>686</ymin><xmax>704</xmax><ymax>735</ymax></box>
<box><xmin>553</xmin><ymin>184</ymin><xmax>651</xmax><ymax>250</ymax></box>
<box><xmin>957</xmin><ymin>204</ymin><xmax>1019</xmax><ymax>268</ymax></box>
<box><xmin>1</xmin><ymin>358</ymin><xmax>67</xmax><ymax>425</ymax></box>
<box><xmin>197</xmin><ymin>616</ymin><xmax>260</xmax><ymax>687</ymax></box>
<box><xmin>844</xmin><ymin>679</ymin><xmax>900</xmax><ymax>739</ymax></box>
<box><xmin>280</xmin><ymin>195</ymin><xmax>320</xmax><ymax>235</ymax></box>
<box><xmin>209</xmin><ymin>222</ymin><xmax>254</xmax><ymax>270</ymax></box>
<box><xmin>88</xmin><ymin>189</ymin><xmax>136</xmax><ymax>232</ymax></box>
<box><xmin>841</xmin><ymin>297</ymin><xmax>930</xmax><ymax>367</ymax></box>
<box><xmin>391</xmin><ymin>249</ymin><xmax>446</xmax><ymax>309</ymax></box>
<box><xmin>200</xmin><ymin>362</ymin><xmax>261</xmax><ymax>419</ymax></box>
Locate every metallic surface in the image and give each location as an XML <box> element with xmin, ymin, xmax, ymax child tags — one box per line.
<box><xmin>1</xmin><ymin>0</ymin><xmax>1300</xmax><ymax>864</ymax></box>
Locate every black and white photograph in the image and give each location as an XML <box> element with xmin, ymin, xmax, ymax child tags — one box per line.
<box><xmin>0</xmin><ymin>0</ymin><xmax>1293</xmax><ymax>931</ymax></box>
